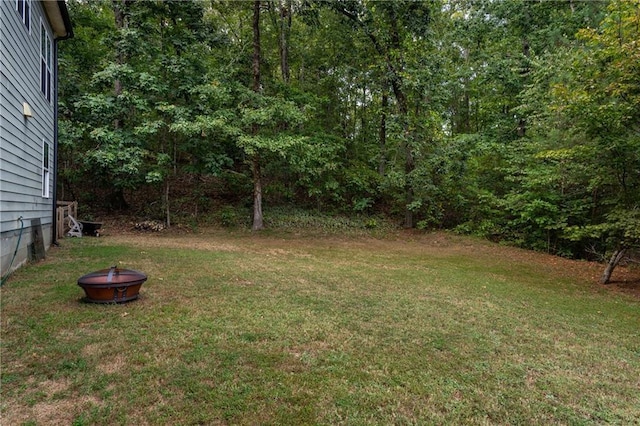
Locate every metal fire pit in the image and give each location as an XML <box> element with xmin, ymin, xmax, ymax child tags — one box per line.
<box><xmin>78</xmin><ymin>266</ymin><xmax>147</xmax><ymax>303</ymax></box>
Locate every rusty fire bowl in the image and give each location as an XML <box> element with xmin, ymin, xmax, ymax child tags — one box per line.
<box><xmin>78</xmin><ymin>266</ymin><xmax>147</xmax><ymax>303</ymax></box>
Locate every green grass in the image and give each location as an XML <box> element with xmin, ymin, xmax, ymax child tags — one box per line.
<box><xmin>1</xmin><ymin>230</ymin><xmax>638</xmax><ymax>425</ymax></box>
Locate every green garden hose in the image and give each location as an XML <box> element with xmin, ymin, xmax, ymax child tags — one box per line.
<box><xmin>1</xmin><ymin>217</ymin><xmax>25</xmax><ymax>286</ymax></box>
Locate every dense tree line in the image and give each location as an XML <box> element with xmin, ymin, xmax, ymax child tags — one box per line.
<box><xmin>58</xmin><ymin>0</ymin><xmax>639</xmax><ymax>281</ymax></box>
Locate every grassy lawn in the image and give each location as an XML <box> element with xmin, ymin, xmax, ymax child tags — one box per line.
<box><xmin>1</xmin><ymin>229</ymin><xmax>638</xmax><ymax>425</ymax></box>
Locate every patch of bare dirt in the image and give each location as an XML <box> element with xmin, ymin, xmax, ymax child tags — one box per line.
<box><xmin>1</xmin><ymin>381</ymin><xmax>103</xmax><ymax>426</ymax></box>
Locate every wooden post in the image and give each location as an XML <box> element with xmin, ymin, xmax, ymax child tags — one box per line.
<box><xmin>55</xmin><ymin>201</ymin><xmax>79</xmax><ymax>239</ymax></box>
<box><xmin>57</xmin><ymin>207</ymin><xmax>63</xmax><ymax>239</ymax></box>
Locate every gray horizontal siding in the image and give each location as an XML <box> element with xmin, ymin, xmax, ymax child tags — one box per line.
<box><xmin>1</xmin><ymin>1</ymin><xmax>55</xmax><ymax>237</ymax></box>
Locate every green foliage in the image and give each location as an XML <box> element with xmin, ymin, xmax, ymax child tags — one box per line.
<box><xmin>218</xmin><ymin>205</ymin><xmax>242</xmax><ymax>228</ymax></box>
<box><xmin>566</xmin><ymin>209</ymin><xmax>640</xmax><ymax>249</ymax></box>
<box><xmin>263</xmin><ymin>206</ymin><xmax>394</xmax><ymax>234</ymax></box>
<box><xmin>505</xmin><ymin>0</ymin><xmax>640</xmax><ymax>256</ymax></box>
<box><xmin>57</xmin><ymin>0</ymin><xmax>639</xmax><ymax>266</ymax></box>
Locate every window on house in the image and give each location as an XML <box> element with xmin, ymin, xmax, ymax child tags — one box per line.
<box><xmin>42</xmin><ymin>140</ymin><xmax>50</xmax><ymax>198</ymax></box>
<box><xmin>40</xmin><ymin>22</ymin><xmax>52</xmax><ymax>102</ymax></box>
<box><xmin>16</xmin><ymin>0</ymin><xmax>31</xmax><ymax>31</ymax></box>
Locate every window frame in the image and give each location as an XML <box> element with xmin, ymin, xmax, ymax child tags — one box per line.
<box><xmin>15</xmin><ymin>0</ymin><xmax>31</xmax><ymax>31</ymax></box>
<box><xmin>42</xmin><ymin>139</ymin><xmax>51</xmax><ymax>199</ymax></box>
<box><xmin>40</xmin><ymin>20</ymin><xmax>53</xmax><ymax>103</ymax></box>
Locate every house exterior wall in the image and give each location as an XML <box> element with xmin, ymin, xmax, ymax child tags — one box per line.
<box><xmin>1</xmin><ymin>1</ymin><xmax>57</xmax><ymax>277</ymax></box>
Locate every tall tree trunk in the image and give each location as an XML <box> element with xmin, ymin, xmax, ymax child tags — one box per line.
<box><xmin>251</xmin><ymin>0</ymin><xmax>264</xmax><ymax>230</ymax></box>
<box><xmin>388</xmin><ymin>17</ymin><xmax>414</xmax><ymax>228</ymax></box>
<box><xmin>378</xmin><ymin>91</ymin><xmax>388</xmax><ymax>176</ymax></box>
<box><xmin>165</xmin><ymin>181</ymin><xmax>171</xmax><ymax>228</ymax></box>
<box><xmin>252</xmin><ymin>156</ymin><xmax>263</xmax><ymax>231</ymax></box>
<box><xmin>110</xmin><ymin>0</ymin><xmax>131</xmax><ymax>210</ymax></box>
<box><xmin>403</xmin><ymin>121</ymin><xmax>415</xmax><ymax>229</ymax></box>
<box><xmin>600</xmin><ymin>247</ymin><xmax>627</xmax><ymax>284</ymax></box>
<box><xmin>253</xmin><ymin>1</ymin><xmax>261</xmax><ymax>94</ymax></box>
<box><xmin>390</xmin><ymin>86</ymin><xmax>414</xmax><ymax>228</ymax></box>
<box><xmin>112</xmin><ymin>0</ymin><xmax>130</xmax><ymax>129</ymax></box>
<box><xmin>334</xmin><ymin>4</ymin><xmax>415</xmax><ymax>227</ymax></box>
<box><xmin>517</xmin><ymin>38</ymin><xmax>530</xmax><ymax>138</ymax></box>
<box><xmin>462</xmin><ymin>69</ymin><xmax>471</xmax><ymax>133</ymax></box>
<box><xmin>279</xmin><ymin>0</ymin><xmax>291</xmax><ymax>84</ymax></box>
